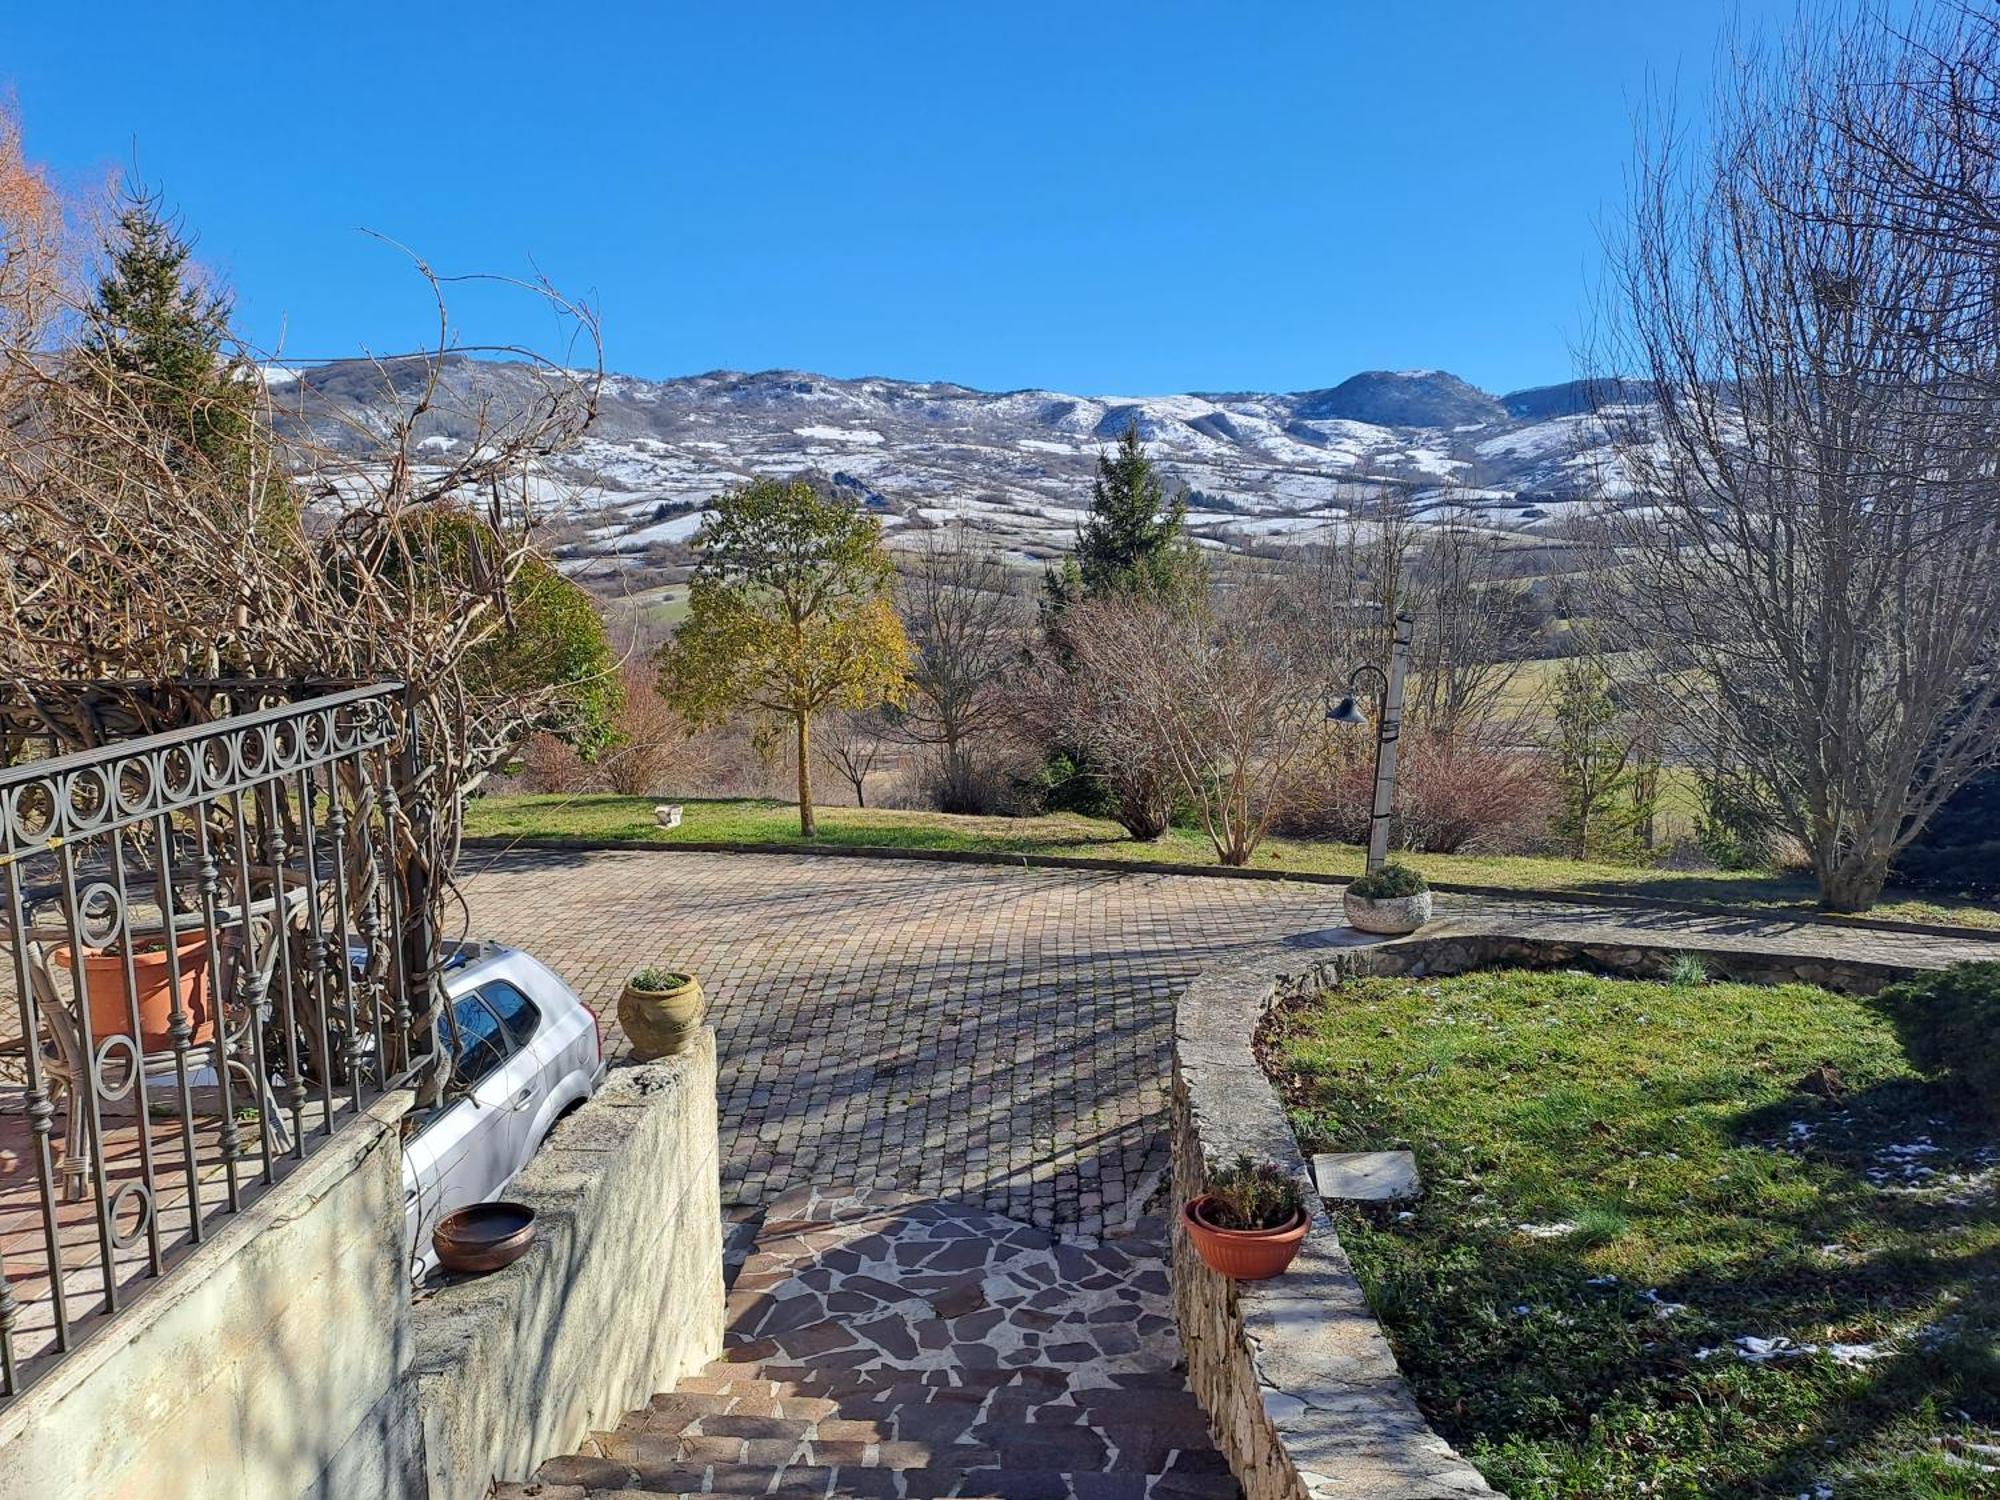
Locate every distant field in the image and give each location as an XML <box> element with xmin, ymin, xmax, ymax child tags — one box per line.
<box><xmin>462</xmin><ymin>795</ymin><xmax>1999</xmax><ymax>931</ymax></box>
<box><xmin>596</xmin><ymin>583</ymin><xmax>689</xmax><ymax>635</ymax></box>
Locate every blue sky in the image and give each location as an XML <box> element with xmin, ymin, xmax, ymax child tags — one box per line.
<box><xmin>6</xmin><ymin>2</ymin><xmax>1802</xmax><ymax>396</ymax></box>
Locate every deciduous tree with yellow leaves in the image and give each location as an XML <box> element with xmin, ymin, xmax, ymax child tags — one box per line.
<box><xmin>658</xmin><ymin>479</ymin><xmax>910</xmax><ymax>837</ymax></box>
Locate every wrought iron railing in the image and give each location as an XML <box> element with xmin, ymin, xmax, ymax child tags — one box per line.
<box><xmin>0</xmin><ymin>682</ymin><xmax>433</xmax><ymax>1404</ymax></box>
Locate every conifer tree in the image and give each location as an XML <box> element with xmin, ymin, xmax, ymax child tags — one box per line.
<box><xmin>1044</xmin><ymin>420</ymin><xmax>1198</xmax><ymax>613</ymax></box>
<box><xmin>83</xmin><ymin>187</ymin><xmax>253</xmax><ymax>474</ymax></box>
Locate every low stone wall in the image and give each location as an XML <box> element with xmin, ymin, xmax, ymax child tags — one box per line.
<box><xmin>1169</xmin><ymin>929</ymin><xmax>1943</xmax><ymax>1500</ymax></box>
<box><xmin>0</xmin><ymin>1031</ymin><xmax>723</xmax><ymax>1500</ymax></box>
<box><xmin>409</xmin><ymin>1029</ymin><xmax>724</xmax><ymax>1500</ymax></box>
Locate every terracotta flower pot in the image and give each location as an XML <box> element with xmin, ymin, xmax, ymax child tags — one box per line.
<box><xmin>1182</xmin><ymin>1195</ymin><xmax>1311</xmax><ymax>1281</ymax></box>
<box><xmin>53</xmin><ymin>935</ymin><xmax>215</xmax><ymax>1052</ymax></box>
<box><xmin>617</xmin><ymin>971</ymin><xmax>705</xmax><ymax>1059</ymax></box>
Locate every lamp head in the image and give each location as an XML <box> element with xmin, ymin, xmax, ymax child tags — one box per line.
<box><xmin>1327</xmin><ymin>696</ymin><xmax>1368</xmax><ymax>727</ymax></box>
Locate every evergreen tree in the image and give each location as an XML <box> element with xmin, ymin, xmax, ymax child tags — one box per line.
<box><xmin>1044</xmin><ymin>420</ymin><xmax>1198</xmax><ymax>614</ymax></box>
<box><xmin>83</xmin><ymin>187</ymin><xmax>253</xmax><ymax>473</ymax></box>
<box><xmin>1548</xmin><ymin>658</ymin><xmax>1652</xmax><ymax>862</ymax></box>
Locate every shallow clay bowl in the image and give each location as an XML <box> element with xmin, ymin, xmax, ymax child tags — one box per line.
<box><xmin>434</xmin><ymin>1201</ymin><xmax>537</xmax><ymax>1274</ymax></box>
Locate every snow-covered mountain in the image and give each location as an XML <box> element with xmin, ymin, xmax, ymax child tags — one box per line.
<box><xmin>270</xmin><ymin>359</ymin><xmax>1645</xmax><ymax>567</ymax></box>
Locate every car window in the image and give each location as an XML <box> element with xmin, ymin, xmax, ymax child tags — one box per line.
<box><xmin>449</xmin><ymin>993</ymin><xmax>510</xmax><ymax>1093</ymax></box>
<box><xmin>479</xmin><ymin>980</ymin><xmax>541</xmax><ymax>1050</ymax></box>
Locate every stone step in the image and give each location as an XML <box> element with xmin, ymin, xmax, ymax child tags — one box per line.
<box><xmin>507</xmin><ymin>1195</ymin><xmax>1237</xmax><ymax>1500</ymax></box>
<box><xmin>498</xmin><ymin>1463</ymin><xmax>1241</xmax><ymax>1499</ymax></box>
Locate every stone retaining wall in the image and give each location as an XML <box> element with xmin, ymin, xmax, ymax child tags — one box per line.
<box><xmin>0</xmin><ymin>1031</ymin><xmax>723</xmax><ymax>1500</ymax></box>
<box><xmin>409</xmin><ymin>1029</ymin><xmax>724</xmax><ymax>1500</ymax></box>
<box><xmin>1169</xmin><ymin>929</ymin><xmax>1943</xmax><ymax>1500</ymax></box>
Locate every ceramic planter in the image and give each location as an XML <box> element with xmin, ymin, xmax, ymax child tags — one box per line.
<box><xmin>53</xmin><ymin>935</ymin><xmax>215</xmax><ymax>1051</ymax></box>
<box><xmin>434</xmin><ymin>1201</ymin><xmax>537</xmax><ymax>1274</ymax></box>
<box><xmin>618</xmin><ymin>971</ymin><xmax>706</xmax><ymax>1059</ymax></box>
<box><xmin>1342</xmin><ymin>888</ymin><xmax>1432</xmax><ymax>935</ymax></box>
<box><xmin>1181</xmin><ymin>1195</ymin><xmax>1311</xmax><ymax>1280</ymax></box>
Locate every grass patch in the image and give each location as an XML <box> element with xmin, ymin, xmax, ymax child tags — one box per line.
<box><xmin>1269</xmin><ymin>969</ymin><xmax>2000</xmax><ymax>1498</ymax></box>
<box><xmin>462</xmin><ymin>794</ymin><xmax>2000</xmax><ymax>931</ymax></box>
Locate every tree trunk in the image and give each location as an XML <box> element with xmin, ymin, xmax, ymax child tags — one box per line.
<box><xmin>1818</xmin><ymin>847</ymin><xmax>1889</xmax><ymax>913</ymax></box>
<box><xmin>1116</xmin><ymin>781</ymin><xmax>1171</xmax><ymax>841</ymax></box>
<box><xmin>795</xmin><ymin>713</ymin><xmax>816</xmax><ymax>839</ymax></box>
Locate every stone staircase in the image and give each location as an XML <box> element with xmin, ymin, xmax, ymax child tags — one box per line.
<box><xmin>496</xmin><ymin>1187</ymin><xmax>1238</xmax><ymax>1500</ymax></box>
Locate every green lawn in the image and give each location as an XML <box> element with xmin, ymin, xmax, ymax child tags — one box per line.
<box><xmin>462</xmin><ymin>794</ymin><xmax>2000</xmax><ymax>931</ymax></box>
<box><xmin>1270</xmin><ymin>969</ymin><xmax>2000</xmax><ymax>1498</ymax></box>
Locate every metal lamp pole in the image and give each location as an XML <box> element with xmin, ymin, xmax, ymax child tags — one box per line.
<box><xmin>1327</xmin><ymin>611</ymin><xmax>1414</xmax><ymax>876</ymax></box>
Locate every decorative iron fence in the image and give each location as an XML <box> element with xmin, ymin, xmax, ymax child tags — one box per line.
<box><xmin>0</xmin><ymin>682</ymin><xmax>435</xmax><ymax>1404</ymax></box>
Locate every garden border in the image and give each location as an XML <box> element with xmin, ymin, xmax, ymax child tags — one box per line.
<box><xmin>1169</xmin><ymin>927</ymin><xmax>1947</xmax><ymax>1500</ymax></box>
<box><xmin>458</xmin><ymin>834</ymin><xmax>2000</xmax><ymax>943</ymax></box>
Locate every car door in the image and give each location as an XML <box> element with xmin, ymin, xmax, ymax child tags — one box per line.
<box><xmin>404</xmin><ymin>990</ymin><xmax>527</xmax><ymax>1263</ymax></box>
<box><xmin>473</xmin><ymin>978</ymin><xmax>548</xmax><ymax>1178</ymax></box>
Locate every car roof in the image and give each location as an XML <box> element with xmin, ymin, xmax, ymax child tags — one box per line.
<box><xmin>442</xmin><ymin>940</ymin><xmax>517</xmax><ymax>994</ymax></box>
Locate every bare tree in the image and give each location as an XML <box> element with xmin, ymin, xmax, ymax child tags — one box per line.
<box><xmin>1591</xmin><ymin>4</ymin><xmax>2000</xmax><ymax>909</ymax></box>
<box><xmin>1022</xmin><ymin>630</ymin><xmax>1178</xmax><ymax>841</ymax></box>
<box><xmin>895</xmin><ymin>526</ymin><xmax>1025</xmax><ymax>812</ymax></box>
<box><xmin>817</xmin><ymin>706</ymin><xmax>892</xmax><ymax>807</ymax></box>
<box><xmin>1061</xmin><ymin>567</ymin><xmax>1323</xmax><ymax>866</ymax></box>
<box><xmin>0</xmin><ymin>202</ymin><xmax>605</xmax><ymax>1089</ymax></box>
<box><xmin>601</xmin><ymin>660</ymin><xmax>691</xmax><ymax>796</ymax></box>
<box><xmin>1307</xmin><ymin>485</ymin><xmax>1540</xmax><ymax>739</ymax></box>
<box><xmin>1403</xmin><ymin>504</ymin><xmax>1539</xmax><ymax>736</ymax></box>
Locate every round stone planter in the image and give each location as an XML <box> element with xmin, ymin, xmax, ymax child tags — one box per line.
<box><xmin>618</xmin><ymin>971</ymin><xmax>706</xmax><ymax>1059</ymax></box>
<box><xmin>1342</xmin><ymin>888</ymin><xmax>1433</xmax><ymax>935</ymax></box>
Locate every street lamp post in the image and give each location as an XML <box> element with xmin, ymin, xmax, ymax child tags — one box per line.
<box><xmin>1326</xmin><ymin>611</ymin><xmax>1414</xmax><ymax>876</ymax></box>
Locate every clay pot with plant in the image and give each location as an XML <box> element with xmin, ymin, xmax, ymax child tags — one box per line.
<box><xmin>53</xmin><ymin>934</ymin><xmax>215</xmax><ymax>1052</ymax></box>
<box><xmin>1182</xmin><ymin>1154</ymin><xmax>1311</xmax><ymax>1280</ymax></box>
<box><xmin>1342</xmin><ymin>862</ymin><xmax>1432</xmax><ymax>935</ymax></box>
<box><xmin>618</xmin><ymin>966</ymin><xmax>706</xmax><ymax>1059</ymax></box>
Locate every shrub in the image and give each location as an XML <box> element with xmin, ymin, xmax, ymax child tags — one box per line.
<box><xmin>627</xmin><ymin>966</ymin><xmax>690</xmax><ymax>993</ymax></box>
<box><xmin>1276</xmin><ymin>727</ymin><xmax>1555</xmax><ymax>854</ymax></box>
<box><xmin>1693</xmin><ymin>771</ymin><xmax>1785</xmax><ymax>871</ymax></box>
<box><xmin>1347</xmin><ymin>862</ymin><xmax>1429</xmax><ymax>900</ymax></box>
<box><xmin>1871</xmin><ymin>961</ymin><xmax>2000</xmax><ymax>1119</ymax></box>
<box><xmin>1202</xmin><ymin>1154</ymin><xmax>1307</xmax><ymax>1231</ymax></box>
<box><xmin>1892</xmin><ymin>769</ymin><xmax>2000</xmax><ymax>898</ymax></box>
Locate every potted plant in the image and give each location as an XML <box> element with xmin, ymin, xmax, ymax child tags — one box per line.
<box><xmin>53</xmin><ymin>933</ymin><xmax>215</xmax><ymax>1051</ymax></box>
<box><xmin>1182</xmin><ymin>1154</ymin><xmax>1311</xmax><ymax>1280</ymax></box>
<box><xmin>617</xmin><ymin>966</ymin><xmax>706</xmax><ymax>1059</ymax></box>
<box><xmin>1343</xmin><ymin>862</ymin><xmax>1432</xmax><ymax>934</ymax></box>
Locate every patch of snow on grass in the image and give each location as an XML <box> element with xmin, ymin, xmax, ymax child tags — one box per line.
<box><xmin>1516</xmin><ymin>1221</ymin><xmax>1578</xmax><ymax>1240</ymax></box>
<box><xmin>793</xmin><ymin>426</ymin><xmax>886</xmax><ymax>445</ymax></box>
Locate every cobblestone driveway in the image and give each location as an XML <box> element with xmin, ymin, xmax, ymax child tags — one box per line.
<box><xmin>456</xmin><ymin>847</ymin><xmax>2000</xmax><ymax>1238</ymax></box>
<box><xmin>457</xmin><ymin>849</ymin><xmax>1341</xmax><ymax>1237</ymax></box>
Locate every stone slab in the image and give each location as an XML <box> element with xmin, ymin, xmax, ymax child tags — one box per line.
<box><xmin>1312</xmin><ymin>1150</ymin><xmax>1420</xmax><ymax>1203</ymax></box>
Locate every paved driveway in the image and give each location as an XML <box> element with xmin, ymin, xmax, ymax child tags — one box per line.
<box><xmin>456</xmin><ymin>847</ymin><xmax>2000</xmax><ymax>1238</ymax></box>
<box><xmin>456</xmin><ymin>849</ymin><xmax>1340</xmax><ymax>1236</ymax></box>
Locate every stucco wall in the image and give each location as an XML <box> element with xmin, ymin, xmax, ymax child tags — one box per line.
<box><xmin>0</xmin><ymin>1091</ymin><xmax>424</xmax><ymax>1500</ymax></box>
<box><xmin>1170</xmin><ymin>930</ymin><xmax>1941</xmax><ymax>1500</ymax></box>
<box><xmin>0</xmin><ymin>1030</ymin><xmax>723</xmax><ymax>1500</ymax></box>
<box><xmin>409</xmin><ymin>1028</ymin><xmax>724</xmax><ymax>1500</ymax></box>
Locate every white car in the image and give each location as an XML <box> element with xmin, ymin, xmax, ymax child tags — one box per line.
<box><xmin>401</xmin><ymin>941</ymin><xmax>605</xmax><ymax>1276</ymax></box>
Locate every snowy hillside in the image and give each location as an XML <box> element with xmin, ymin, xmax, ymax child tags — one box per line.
<box><xmin>270</xmin><ymin>360</ymin><xmax>1643</xmax><ymax>567</ymax></box>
